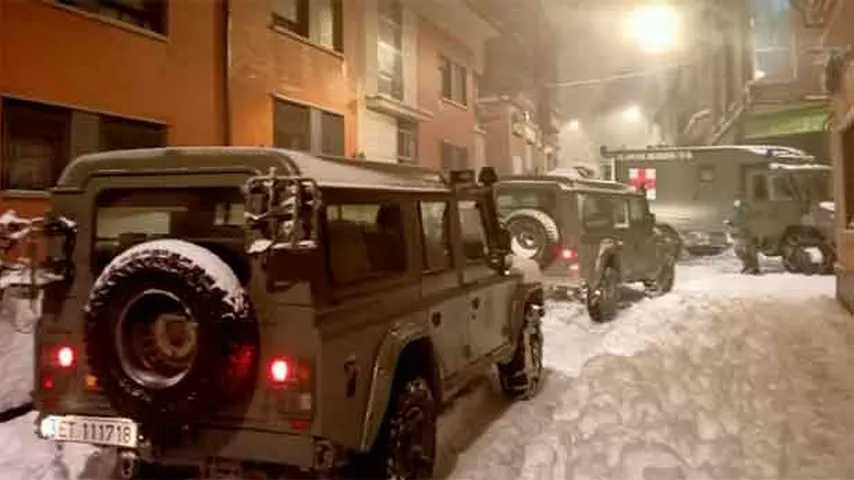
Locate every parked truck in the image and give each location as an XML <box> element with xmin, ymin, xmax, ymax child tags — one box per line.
<box><xmin>600</xmin><ymin>145</ymin><xmax>835</xmax><ymax>273</ymax></box>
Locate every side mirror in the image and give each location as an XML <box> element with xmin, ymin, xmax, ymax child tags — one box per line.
<box><xmin>243</xmin><ymin>168</ymin><xmax>322</xmax><ymax>254</ymax></box>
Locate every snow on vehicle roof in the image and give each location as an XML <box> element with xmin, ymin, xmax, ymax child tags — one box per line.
<box><xmin>56</xmin><ymin>147</ymin><xmax>448</xmax><ymax>193</ymax></box>
<box><xmin>768</xmin><ymin>162</ymin><xmax>831</xmax><ymax>171</ymax></box>
<box><xmin>601</xmin><ymin>144</ymin><xmax>815</xmax><ymax>162</ymax></box>
<box><xmin>498</xmin><ymin>175</ymin><xmax>636</xmax><ymax>194</ymax></box>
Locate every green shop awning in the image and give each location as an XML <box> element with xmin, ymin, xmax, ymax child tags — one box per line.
<box><xmin>743</xmin><ymin>105</ymin><xmax>830</xmax><ymax>139</ymax></box>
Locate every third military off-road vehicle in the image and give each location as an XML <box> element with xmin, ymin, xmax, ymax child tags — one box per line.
<box><xmin>601</xmin><ymin>145</ymin><xmax>835</xmax><ymax>273</ymax></box>
<box><xmin>496</xmin><ymin>174</ymin><xmax>679</xmax><ymax>322</ymax></box>
<box><xmin>22</xmin><ymin>147</ymin><xmax>544</xmax><ymax>479</ymax></box>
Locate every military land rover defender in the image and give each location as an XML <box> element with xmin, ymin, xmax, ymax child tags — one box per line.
<box><xmin>25</xmin><ymin>148</ymin><xmax>544</xmax><ymax>479</ymax></box>
<box><xmin>496</xmin><ymin>175</ymin><xmax>679</xmax><ymax>322</ymax></box>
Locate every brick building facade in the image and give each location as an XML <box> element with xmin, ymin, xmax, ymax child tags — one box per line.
<box><xmin>0</xmin><ymin>0</ymin><xmax>555</xmax><ymax>218</ymax></box>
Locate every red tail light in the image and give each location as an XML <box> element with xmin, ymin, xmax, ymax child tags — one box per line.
<box><xmin>560</xmin><ymin>248</ymin><xmax>577</xmax><ymax>261</ymax></box>
<box><xmin>56</xmin><ymin>346</ymin><xmax>75</xmax><ymax>369</ymax></box>
<box><xmin>270</xmin><ymin>358</ymin><xmax>291</xmax><ymax>384</ymax></box>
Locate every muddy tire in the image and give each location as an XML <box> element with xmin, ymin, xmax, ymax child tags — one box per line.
<box><xmin>646</xmin><ymin>258</ymin><xmax>675</xmax><ymax>296</ymax></box>
<box><xmin>587</xmin><ymin>265</ymin><xmax>619</xmax><ymax>322</ymax></box>
<box><xmin>85</xmin><ymin>240</ymin><xmax>257</xmax><ymax>424</ymax></box>
<box><xmin>362</xmin><ymin>377</ymin><xmax>437</xmax><ymax>480</ymax></box>
<box><xmin>498</xmin><ymin>304</ymin><xmax>544</xmax><ymax>400</ymax></box>
<box><xmin>506</xmin><ymin>209</ymin><xmax>559</xmax><ymax>266</ymax></box>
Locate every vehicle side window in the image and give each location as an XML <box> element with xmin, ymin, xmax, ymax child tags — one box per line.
<box><xmin>769</xmin><ymin>174</ymin><xmax>795</xmax><ymax>201</ymax></box>
<box><xmin>580</xmin><ymin>194</ymin><xmax>614</xmax><ymax>230</ymax></box>
<box><xmin>419</xmin><ymin>201</ymin><xmax>452</xmax><ymax>272</ymax></box>
<box><xmin>628</xmin><ymin>198</ymin><xmax>647</xmax><ymax>224</ymax></box>
<box><xmin>612</xmin><ymin>198</ymin><xmax>629</xmax><ymax>229</ymax></box>
<box><xmin>325</xmin><ymin>202</ymin><xmax>406</xmax><ymax>285</ymax></box>
<box><xmin>750</xmin><ymin>173</ymin><xmax>769</xmax><ymax>201</ymax></box>
<box><xmin>458</xmin><ymin>200</ymin><xmax>487</xmax><ymax>262</ymax></box>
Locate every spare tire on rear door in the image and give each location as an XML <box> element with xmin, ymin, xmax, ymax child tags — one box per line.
<box><xmin>85</xmin><ymin>240</ymin><xmax>257</xmax><ymax>424</ymax></box>
<box><xmin>505</xmin><ymin>209</ymin><xmax>560</xmax><ymax>266</ymax></box>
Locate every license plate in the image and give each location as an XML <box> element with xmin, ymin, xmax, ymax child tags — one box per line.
<box><xmin>40</xmin><ymin>415</ymin><xmax>138</xmax><ymax>448</ymax></box>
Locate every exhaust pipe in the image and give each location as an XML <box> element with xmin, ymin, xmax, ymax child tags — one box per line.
<box><xmin>117</xmin><ymin>450</ymin><xmax>139</xmax><ymax>480</ymax></box>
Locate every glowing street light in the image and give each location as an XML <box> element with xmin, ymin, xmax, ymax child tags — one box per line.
<box><xmin>626</xmin><ymin>5</ymin><xmax>681</xmax><ymax>54</ymax></box>
<box><xmin>623</xmin><ymin>105</ymin><xmax>642</xmax><ymax>122</ymax></box>
<box><xmin>568</xmin><ymin>119</ymin><xmax>581</xmax><ymax>131</ymax></box>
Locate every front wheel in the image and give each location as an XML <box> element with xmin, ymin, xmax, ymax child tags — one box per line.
<box><xmin>498</xmin><ymin>304</ymin><xmax>544</xmax><ymax>400</ymax></box>
<box><xmin>587</xmin><ymin>266</ymin><xmax>619</xmax><ymax>322</ymax></box>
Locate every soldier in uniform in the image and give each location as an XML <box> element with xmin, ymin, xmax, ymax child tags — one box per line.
<box><xmin>729</xmin><ymin>198</ymin><xmax>760</xmax><ymax>275</ymax></box>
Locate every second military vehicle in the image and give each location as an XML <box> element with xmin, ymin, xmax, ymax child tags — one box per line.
<box><xmin>496</xmin><ymin>174</ymin><xmax>680</xmax><ymax>322</ymax></box>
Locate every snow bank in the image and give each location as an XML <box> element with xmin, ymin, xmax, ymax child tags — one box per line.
<box><xmin>447</xmin><ymin>252</ymin><xmax>854</xmax><ymax>480</ymax></box>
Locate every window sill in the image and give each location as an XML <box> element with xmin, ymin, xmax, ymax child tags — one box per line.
<box><xmin>46</xmin><ymin>1</ymin><xmax>168</xmax><ymax>42</ymax></box>
<box><xmin>270</xmin><ymin>24</ymin><xmax>344</xmax><ymax>60</ymax></box>
<box><xmin>366</xmin><ymin>94</ymin><xmax>434</xmax><ymax>122</ymax></box>
<box><xmin>2</xmin><ymin>190</ymin><xmax>51</xmax><ymax>200</ymax></box>
<box><xmin>441</xmin><ymin>97</ymin><xmax>469</xmax><ymax>111</ymax></box>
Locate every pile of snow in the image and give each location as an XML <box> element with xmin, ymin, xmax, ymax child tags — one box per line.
<box><xmin>445</xmin><ymin>251</ymin><xmax>854</xmax><ymax>479</ymax></box>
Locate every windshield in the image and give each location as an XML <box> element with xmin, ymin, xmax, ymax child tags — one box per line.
<box><xmin>790</xmin><ymin>171</ymin><xmax>832</xmax><ymax>202</ymax></box>
<box><xmin>94</xmin><ymin>187</ymin><xmax>244</xmax><ymax>270</ymax></box>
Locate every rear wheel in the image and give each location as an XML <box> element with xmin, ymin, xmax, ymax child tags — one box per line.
<box><xmin>362</xmin><ymin>377</ymin><xmax>436</xmax><ymax>480</ymax></box>
<box><xmin>498</xmin><ymin>304</ymin><xmax>544</xmax><ymax>400</ymax></box>
<box><xmin>587</xmin><ymin>265</ymin><xmax>619</xmax><ymax>322</ymax></box>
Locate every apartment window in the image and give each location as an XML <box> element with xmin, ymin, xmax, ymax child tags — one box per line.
<box><xmin>440</xmin><ymin>57</ymin><xmax>467</xmax><ymax>105</ymax></box>
<box><xmin>274</xmin><ymin>99</ymin><xmax>345</xmax><ymax>156</ymax></box>
<box><xmin>321</xmin><ymin>111</ymin><xmax>345</xmax><ymax>156</ymax></box>
<box><xmin>272</xmin><ymin>0</ymin><xmax>309</xmax><ymax>37</ymax></box>
<box><xmin>2</xmin><ymin>98</ymin><xmax>166</xmax><ymax>191</ymax></box>
<box><xmin>750</xmin><ymin>0</ymin><xmax>795</xmax><ymax>82</ymax></box>
<box><xmin>274</xmin><ymin>100</ymin><xmax>311</xmax><ymax>151</ymax></box>
<box><xmin>441</xmin><ymin>142</ymin><xmax>468</xmax><ymax>171</ymax></box>
<box><xmin>378</xmin><ymin>0</ymin><xmax>403</xmax><ymax>99</ymax></box>
<box><xmin>58</xmin><ymin>0</ymin><xmax>167</xmax><ymax>35</ymax></box>
<box><xmin>397</xmin><ymin>121</ymin><xmax>417</xmax><ymax>164</ymax></box>
<box><xmin>272</xmin><ymin>0</ymin><xmax>342</xmax><ymax>52</ymax></box>
<box><xmin>100</xmin><ymin>115</ymin><xmax>166</xmax><ymax>151</ymax></box>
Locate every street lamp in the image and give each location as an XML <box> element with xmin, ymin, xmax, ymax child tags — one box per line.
<box><xmin>568</xmin><ymin>119</ymin><xmax>581</xmax><ymax>131</ymax></box>
<box><xmin>623</xmin><ymin>105</ymin><xmax>642</xmax><ymax>122</ymax></box>
<box><xmin>626</xmin><ymin>5</ymin><xmax>681</xmax><ymax>54</ymax></box>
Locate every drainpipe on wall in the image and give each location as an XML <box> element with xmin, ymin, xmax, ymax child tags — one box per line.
<box><xmin>223</xmin><ymin>0</ymin><xmax>232</xmax><ymax>146</ymax></box>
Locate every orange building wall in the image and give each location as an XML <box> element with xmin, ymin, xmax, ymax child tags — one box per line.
<box><xmin>227</xmin><ymin>0</ymin><xmax>360</xmax><ymax>155</ymax></box>
<box><xmin>0</xmin><ymin>0</ymin><xmax>227</xmax><ymax>214</ymax></box>
<box><xmin>823</xmin><ymin>1</ymin><xmax>854</xmax><ymax>307</ymax></box>
<box><xmin>415</xmin><ymin>18</ymin><xmax>477</xmax><ymax>170</ymax></box>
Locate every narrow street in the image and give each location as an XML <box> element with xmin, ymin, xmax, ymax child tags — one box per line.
<box><xmin>2</xmin><ymin>253</ymin><xmax>854</xmax><ymax>479</ymax></box>
<box><xmin>439</xmin><ymin>253</ymin><xmax>854</xmax><ymax>480</ymax></box>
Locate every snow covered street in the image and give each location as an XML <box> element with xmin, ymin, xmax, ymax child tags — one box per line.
<box><xmin>3</xmin><ymin>252</ymin><xmax>854</xmax><ymax>479</ymax></box>
<box><xmin>441</xmin><ymin>253</ymin><xmax>854</xmax><ymax>480</ymax></box>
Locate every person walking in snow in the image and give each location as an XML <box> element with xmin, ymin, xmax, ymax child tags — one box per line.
<box><xmin>728</xmin><ymin>198</ymin><xmax>760</xmax><ymax>275</ymax></box>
